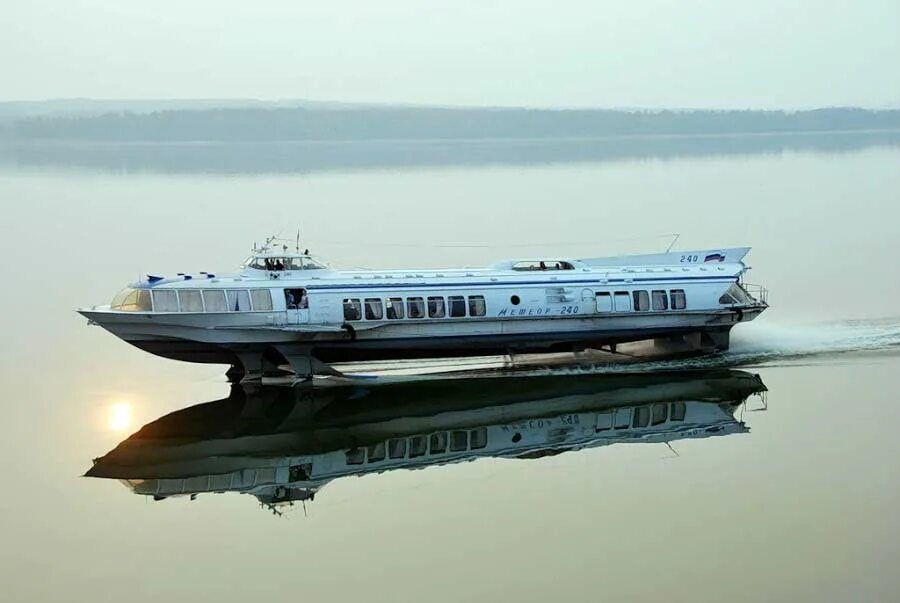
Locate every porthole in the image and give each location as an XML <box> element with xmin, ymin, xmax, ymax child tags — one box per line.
<box><xmin>510</xmin><ymin>295</ymin><xmax>521</xmax><ymax>305</ymax></box>
<box><xmin>511</xmin><ymin>432</ymin><xmax>522</xmax><ymax>443</ymax></box>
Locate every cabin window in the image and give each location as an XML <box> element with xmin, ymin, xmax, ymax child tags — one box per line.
<box><xmin>651</xmin><ymin>403</ymin><xmax>668</xmax><ymax>425</ymax></box>
<box><xmin>614</xmin><ymin>291</ymin><xmax>631</xmax><ymax>312</ymax></box>
<box><xmin>652</xmin><ymin>290</ymin><xmax>668</xmax><ymax>311</ymax></box>
<box><xmin>596</xmin><ymin>412</ymin><xmax>613</xmax><ymax>431</ymax></box>
<box><xmin>633</xmin><ymin>406</ymin><xmax>650</xmax><ymax>428</ymax></box>
<box><xmin>179</xmin><ymin>290</ymin><xmax>204</xmax><ymax>312</ymax></box>
<box><xmin>633</xmin><ymin>290</ymin><xmax>650</xmax><ymax>312</ymax></box>
<box><xmin>407</xmin><ymin>297</ymin><xmax>425</xmax><ymax>319</ymax></box>
<box><xmin>595</xmin><ymin>292</ymin><xmax>612</xmax><ymax>312</ymax></box>
<box><xmin>343</xmin><ymin>298</ymin><xmax>362</xmax><ymax>321</ymax></box>
<box><xmin>386</xmin><ymin>298</ymin><xmax>405</xmax><ymax>319</ymax></box>
<box><xmin>152</xmin><ymin>289</ymin><xmax>179</xmax><ymax>312</ymax></box>
<box><xmin>345</xmin><ymin>448</ymin><xmax>365</xmax><ymax>465</ymax></box>
<box><xmin>367</xmin><ymin>442</ymin><xmax>386</xmax><ymax>462</ymax></box>
<box><xmin>670</xmin><ymin>402</ymin><xmax>686</xmax><ymax>421</ymax></box>
<box><xmin>448</xmin><ymin>296</ymin><xmax>466</xmax><ymax>318</ymax></box>
<box><xmin>203</xmin><ymin>290</ymin><xmax>227</xmax><ymax>312</ymax></box>
<box><xmin>614</xmin><ymin>408</ymin><xmax>632</xmax><ymax>429</ymax></box>
<box><xmin>365</xmin><ymin>298</ymin><xmax>383</xmax><ymax>320</ymax></box>
<box><xmin>427</xmin><ymin>296</ymin><xmax>446</xmax><ymax>318</ymax></box>
<box><xmin>251</xmin><ymin>289</ymin><xmax>273</xmax><ymax>311</ymax></box>
<box><xmin>670</xmin><ymin>289</ymin><xmax>687</xmax><ymax>310</ymax></box>
<box><xmin>284</xmin><ymin>289</ymin><xmax>307</xmax><ymax>309</ymax></box>
<box><xmin>510</xmin><ymin>295</ymin><xmax>521</xmax><ymax>306</ymax></box>
<box><xmin>111</xmin><ymin>288</ymin><xmax>152</xmax><ymax>312</ymax></box>
<box><xmin>470</xmin><ymin>428</ymin><xmax>487</xmax><ymax>450</ymax></box>
<box><xmin>388</xmin><ymin>438</ymin><xmax>407</xmax><ymax>459</ymax></box>
<box><xmin>409</xmin><ymin>435</ymin><xmax>427</xmax><ymax>458</ymax></box>
<box><xmin>450</xmin><ymin>430</ymin><xmax>469</xmax><ymax>452</ymax></box>
<box><xmin>227</xmin><ymin>290</ymin><xmax>251</xmax><ymax>312</ymax></box>
<box><xmin>468</xmin><ymin>295</ymin><xmax>486</xmax><ymax>317</ymax></box>
<box><xmin>135</xmin><ymin>291</ymin><xmax>152</xmax><ymax>312</ymax></box>
<box><xmin>429</xmin><ymin>432</ymin><xmax>447</xmax><ymax>454</ymax></box>
<box><xmin>289</xmin><ymin>465</ymin><xmax>310</xmax><ymax>481</ymax></box>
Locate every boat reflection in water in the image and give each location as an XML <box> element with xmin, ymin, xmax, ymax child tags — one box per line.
<box><xmin>86</xmin><ymin>370</ymin><xmax>767</xmax><ymax>510</ymax></box>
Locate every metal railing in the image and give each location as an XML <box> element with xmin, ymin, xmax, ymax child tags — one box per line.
<box><xmin>741</xmin><ymin>283</ymin><xmax>768</xmax><ymax>305</ymax></box>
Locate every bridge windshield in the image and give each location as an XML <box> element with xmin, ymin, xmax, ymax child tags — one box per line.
<box><xmin>244</xmin><ymin>256</ymin><xmax>326</xmax><ymax>271</ymax></box>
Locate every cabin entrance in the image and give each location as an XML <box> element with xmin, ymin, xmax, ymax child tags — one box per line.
<box><xmin>284</xmin><ymin>288</ymin><xmax>309</xmax><ymax>324</ymax></box>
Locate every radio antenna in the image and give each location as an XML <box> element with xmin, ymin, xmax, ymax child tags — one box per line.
<box><xmin>665</xmin><ymin>234</ymin><xmax>680</xmax><ymax>253</ymax></box>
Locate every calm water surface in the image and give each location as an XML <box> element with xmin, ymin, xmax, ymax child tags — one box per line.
<box><xmin>1</xmin><ymin>137</ymin><xmax>899</xmax><ymax>602</ymax></box>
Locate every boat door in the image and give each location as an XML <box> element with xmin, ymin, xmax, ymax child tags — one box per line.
<box><xmin>284</xmin><ymin>288</ymin><xmax>310</xmax><ymax>324</ymax></box>
<box><xmin>581</xmin><ymin>288</ymin><xmax>596</xmax><ymax>312</ymax></box>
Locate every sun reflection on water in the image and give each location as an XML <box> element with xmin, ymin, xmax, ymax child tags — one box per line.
<box><xmin>107</xmin><ymin>402</ymin><xmax>133</xmax><ymax>432</ymax></box>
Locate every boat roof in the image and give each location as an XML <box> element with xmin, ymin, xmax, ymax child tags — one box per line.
<box><xmin>128</xmin><ymin>246</ymin><xmax>751</xmax><ymax>289</ymax></box>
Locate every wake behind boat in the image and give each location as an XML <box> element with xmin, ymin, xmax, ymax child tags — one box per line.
<box><xmin>78</xmin><ymin>237</ymin><xmax>768</xmax><ymax>379</ymax></box>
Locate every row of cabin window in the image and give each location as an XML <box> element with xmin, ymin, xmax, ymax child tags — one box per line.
<box><xmin>597</xmin><ymin>402</ymin><xmax>687</xmax><ymax>431</ymax></box>
<box><xmin>343</xmin><ymin>295</ymin><xmax>487</xmax><ymax>321</ymax></box>
<box><xmin>596</xmin><ymin>289</ymin><xmax>687</xmax><ymax>312</ymax></box>
<box><xmin>346</xmin><ymin>428</ymin><xmax>488</xmax><ymax>465</ymax></box>
<box><xmin>144</xmin><ymin>289</ymin><xmax>273</xmax><ymax>312</ymax></box>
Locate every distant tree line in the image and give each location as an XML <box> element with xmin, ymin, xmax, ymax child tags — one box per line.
<box><xmin>1</xmin><ymin>107</ymin><xmax>898</xmax><ymax>142</ymax></box>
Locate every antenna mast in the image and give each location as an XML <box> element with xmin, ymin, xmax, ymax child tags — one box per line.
<box><xmin>665</xmin><ymin>234</ymin><xmax>680</xmax><ymax>253</ymax></box>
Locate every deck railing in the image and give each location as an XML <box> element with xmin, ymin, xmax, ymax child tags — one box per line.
<box><xmin>741</xmin><ymin>283</ymin><xmax>768</xmax><ymax>305</ymax></box>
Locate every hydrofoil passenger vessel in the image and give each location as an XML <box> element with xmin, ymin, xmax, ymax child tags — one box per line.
<box><xmin>79</xmin><ymin>238</ymin><xmax>768</xmax><ymax>379</ymax></box>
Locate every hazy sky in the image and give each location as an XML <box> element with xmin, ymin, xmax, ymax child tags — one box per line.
<box><xmin>3</xmin><ymin>0</ymin><xmax>899</xmax><ymax>108</ymax></box>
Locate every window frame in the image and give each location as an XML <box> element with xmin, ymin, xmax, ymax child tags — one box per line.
<box><xmin>450</xmin><ymin>430</ymin><xmax>469</xmax><ymax>452</ymax></box>
<box><xmin>613</xmin><ymin>291</ymin><xmax>631</xmax><ymax>312</ymax></box>
<box><xmin>427</xmin><ymin>296</ymin><xmax>446</xmax><ymax>318</ymax></box>
<box><xmin>469</xmin><ymin>428</ymin><xmax>487</xmax><ymax>450</ymax></box>
<box><xmin>670</xmin><ymin>289</ymin><xmax>687</xmax><ymax>310</ymax></box>
<box><xmin>429</xmin><ymin>432</ymin><xmax>448</xmax><ymax>454</ymax></box>
<box><xmin>595</xmin><ymin>291</ymin><xmax>612</xmax><ymax>312</ymax></box>
<box><xmin>202</xmin><ymin>289</ymin><xmax>227</xmax><ymax>313</ymax></box>
<box><xmin>111</xmin><ymin>288</ymin><xmax>152</xmax><ymax>312</ymax></box>
<box><xmin>651</xmin><ymin>403</ymin><xmax>668</xmax><ymax>425</ymax></box>
<box><xmin>342</xmin><ymin>298</ymin><xmax>362</xmax><ymax>321</ymax></box>
<box><xmin>250</xmin><ymin>289</ymin><xmax>273</xmax><ymax>312</ymax></box>
<box><xmin>651</xmin><ymin>290</ymin><xmax>669</xmax><ymax>311</ymax></box>
<box><xmin>367</xmin><ymin>442</ymin><xmax>386</xmax><ymax>462</ymax></box>
<box><xmin>632</xmin><ymin>406</ymin><xmax>651</xmax><ymax>428</ymax></box>
<box><xmin>388</xmin><ymin>438</ymin><xmax>407</xmax><ymax>459</ymax></box>
<box><xmin>226</xmin><ymin>289</ymin><xmax>252</xmax><ymax>312</ymax></box>
<box><xmin>406</xmin><ymin>297</ymin><xmax>426</xmax><ymax>319</ymax></box>
<box><xmin>633</xmin><ymin>290</ymin><xmax>650</xmax><ymax>312</ymax></box>
<box><xmin>468</xmin><ymin>295</ymin><xmax>486</xmax><ymax>317</ymax></box>
<box><xmin>408</xmin><ymin>435</ymin><xmax>427</xmax><ymax>458</ymax></box>
<box><xmin>364</xmin><ymin>298</ymin><xmax>384</xmax><ymax>320</ymax></box>
<box><xmin>151</xmin><ymin>289</ymin><xmax>180</xmax><ymax>313</ymax></box>
<box><xmin>448</xmin><ymin>295</ymin><xmax>466</xmax><ymax>318</ymax></box>
<box><xmin>345</xmin><ymin>448</ymin><xmax>365</xmax><ymax>465</ymax></box>
<box><xmin>178</xmin><ymin>289</ymin><xmax>204</xmax><ymax>313</ymax></box>
<box><xmin>386</xmin><ymin>297</ymin><xmax>405</xmax><ymax>320</ymax></box>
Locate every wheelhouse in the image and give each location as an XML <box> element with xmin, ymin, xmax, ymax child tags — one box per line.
<box><xmin>242</xmin><ymin>254</ymin><xmax>327</xmax><ymax>272</ymax></box>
